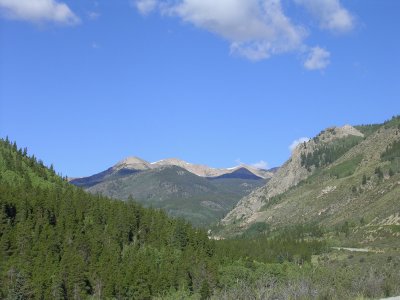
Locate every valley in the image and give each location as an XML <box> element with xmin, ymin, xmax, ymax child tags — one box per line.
<box><xmin>1</xmin><ymin>116</ymin><xmax>399</xmax><ymax>299</ymax></box>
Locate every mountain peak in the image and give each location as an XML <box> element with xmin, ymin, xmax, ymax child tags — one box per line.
<box><xmin>152</xmin><ymin>158</ymin><xmax>191</xmax><ymax>166</ymax></box>
<box><xmin>212</xmin><ymin>167</ymin><xmax>264</xmax><ymax>180</ymax></box>
<box><xmin>317</xmin><ymin>125</ymin><xmax>364</xmax><ymax>142</ymax></box>
<box><xmin>113</xmin><ymin>156</ymin><xmax>151</xmax><ymax>171</ymax></box>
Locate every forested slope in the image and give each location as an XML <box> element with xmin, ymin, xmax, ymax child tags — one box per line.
<box><xmin>0</xmin><ymin>138</ymin><xmax>216</xmax><ymax>299</ymax></box>
<box><xmin>1</xmin><ymin>136</ymin><xmax>400</xmax><ymax>299</ymax></box>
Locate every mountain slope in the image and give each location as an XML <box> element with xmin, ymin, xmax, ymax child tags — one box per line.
<box><xmin>86</xmin><ymin>165</ymin><xmax>267</xmax><ymax>226</ymax></box>
<box><xmin>150</xmin><ymin>158</ymin><xmax>274</xmax><ymax>179</ymax></box>
<box><xmin>217</xmin><ymin>118</ymin><xmax>400</xmax><ymax>238</ymax></box>
<box><xmin>70</xmin><ymin>157</ymin><xmax>274</xmax><ymax>189</ymax></box>
<box><xmin>70</xmin><ymin>156</ymin><xmax>151</xmax><ymax>188</ymax></box>
<box><xmin>0</xmin><ymin>138</ymin><xmax>218</xmax><ymax>299</ymax></box>
<box><xmin>70</xmin><ymin>157</ymin><xmax>273</xmax><ymax>226</ymax></box>
<box><xmin>211</xmin><ymin>167</ymin><xmax>265</xmax><ymax>180</ymax></box>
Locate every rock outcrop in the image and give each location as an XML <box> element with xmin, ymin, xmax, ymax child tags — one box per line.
<box><xmin>220</xmin><ymin>125</ymin><xmax>364</xmax><ymax>228</ymax></box>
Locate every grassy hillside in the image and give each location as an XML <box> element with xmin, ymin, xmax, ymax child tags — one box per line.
<box><xmin>217</xmin><ymin>117</ymin><xmax>400</xmax><ymax>244</ymax></box>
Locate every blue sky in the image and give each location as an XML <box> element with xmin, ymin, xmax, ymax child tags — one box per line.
<box><xmin>0</xmin><ymin>0</ymin><xmax>399</xmax><ymax>177</ymax></box>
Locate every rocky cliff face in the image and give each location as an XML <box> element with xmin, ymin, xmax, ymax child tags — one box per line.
<box><xmin>220</xmin><ymin>125</ymin><xmax>365</xmax><ymax>229</ymax></box>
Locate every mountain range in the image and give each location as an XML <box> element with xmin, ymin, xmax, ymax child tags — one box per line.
<box><xmin>3</xmin><ymin>131</ymin><xmax>399</xmax><ymax>299</ymax></box>
<box><xmin>70</xmin><ymin>157</ymin><xmax>277</xmax><ymax>226</ymax></box>
<box><xmin>70</xmin><ymin>116</ymin><xmax>400</xmax><ymax>242</ymax></box>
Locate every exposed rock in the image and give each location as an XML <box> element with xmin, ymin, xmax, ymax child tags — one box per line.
<box><xmin>318</xmin><ymin>186</ymin><xmax>337</xmax><ymax>198</ymax></box>
<box><xmin>220</xmin><ymin>125</ymin><xmax>364</xmax><ymax>228</ymax></box>
<box><xmin>151</xmin><ymin>158</ymin><xmax>276</xmax><ymax>179</ymax></box>
<box><xmin>113</xmin><ymin>156</ymin><xmax>151</xmax><ymax>171</ymax></box>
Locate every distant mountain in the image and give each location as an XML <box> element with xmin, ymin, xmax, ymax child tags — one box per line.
<box><xmin>69</xmin><ymin>157</ymin><xmax>150</xmax><ymax>188</ymax></box>
<box><xmin>211</xmin><ymin>167</ymin><xmax>264</xmax><ymax>180</ymax></box>
<box><xmin>150</xmin><ymin>158</ymin><xmax>274</xmax><ymax>179</ymax></box>
<box><xmin>0</xmin><ymin>138</ymin><xmax>220</xmax><ymax>299</ymax></box>
<box><xmin>216</xmin><ymin>117</ymin><xmax>400</xmax><ymax>239</ymax></box>
<box><xmin>70</xmin><ymin>157</ymin><xmax>275</xmax><ymax>226</ymax></box>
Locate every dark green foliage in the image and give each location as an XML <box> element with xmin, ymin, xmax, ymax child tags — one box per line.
<box><xmin>3</xmin><ymin>138</ymin><xmax>328</xmax><ymax>299</ymax></box>
<box><xmin>260</xmin><ymin>194</ymin><xmax>284</xmax><ymax>211</ymax></box>
<box><xmin>355</xmin><ymin>124</ymin><xmax>381</xmax><ymax>137</ymax></box>
<box><xmin>0</xmin><ymin>138</ymin><xmax>217</xmax><ymax>298</ymax></box>
<box><xmin>340</xmin><ymin>221</ymin><xmax>351</xmax><ymax>237</ymax></box>
<box><xmin>362</xmin><ymin>174</ymin><xmax>367</xmax><ymax>185</ymax></box>
<box><xmin>5</xmin><ymin>269</ymin><xmax>32</xmax><ymax>300</ymax></box>
<box><xmin>301</xmin><ymin>136</ymin><xmax>363</xmax><ymax>171</ymax></box>
<box><xmin>200</xmin><ymin>280</ymin><xmax>211</xmax><ymax>300</ymax></box>
<box><xmin>327</xmin><ymin>155</ymin><xmax>363</xmax><ymax>179</ymax></box>
<box><xmin>242</xmin><ymin>222</ymin><xmax>269</xmax><ymax>238</ymax></box>
<box><xmin>216</xmin><ymin>225</ymin><xmax>327</xmax><ymax>265</ymax></box>
<box><xmin>381</xmin><ymin>140</ymin><xmax>400</xmax><ymax>164</ymax></box>
<box><xmin>383</xmin><ymin>115</ymin><xmax>400</xmax><ymax>129</ymax></box>
<box><xmin>2</xmin><ymin>137</ymin><xmax>400</xmax><ymax>299</ymax></box>
<box><xmin>375</xmin><ymin>167</ymin><xmax>384</xmax><ymax>179</ymax></box>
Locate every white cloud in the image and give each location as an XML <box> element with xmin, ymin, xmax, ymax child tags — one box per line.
<box><xmin>135</xmin><ymin>0</ymin><xmax>158</xmax><ymax>15</ymax></box>
<box><xmin>0</xmin><ymin>0</ymin><xmax>80</xmax><ymax>25</ymax></box>
<box><xmin>304</xmin><ymin>46</ymin><xmax>330</xmax><ymax>70</ymax></box>
<box><xmin>294</xmin><ymin>0</ymin><xmax>354</xmax><ymax>33</ymax></box>
<box><xmin>289</xmin><ymin>137</ymin><xmax>310</xmax><ymax>152</ymax></box>
<box><xmin>135</xmin><ymin>0</ymin><xmax>307</xmax><ymax>61</ymax></box>
<box><xmin>171</xmin><ymin>0</ymin><xmax>307</xmax><ymax>60</ymax></box>
<box><xmin>235</xmin><ymin>158</ymin><xmax>243</xmax><ymax>166</ymax></box>
<box><xmin>235</xmin><ymin>159</ymin><xmax>269</xmax><ymax>170</ymax></box>
<box><xmin>132</xmin><ymin>0</ymin><xmax>355</xmax><ymax>69</ymax></box>
<box><xmin>251</xmin><ymin>160</ymin><xmax>269</xmax><ymax>170</ymax></box>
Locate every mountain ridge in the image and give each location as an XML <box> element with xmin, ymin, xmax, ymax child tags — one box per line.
<box><xmin>70</xmin><ymin>157</ymin><xmax>275</xmax><ymax>226</ymax></box>
<box><xmin>216</xmin><ymin>119</ymin><xmax>400</xmax><ymax>238</ymax></box>
<box><xmin>70</xmin><ymin>156</ymin><xmax>277</xmax><ymax>184</ymax></box>
<box><xmin>221</xmin><ymin>124</ymin><xmax>365</xmax><ymax>227</ymax></box>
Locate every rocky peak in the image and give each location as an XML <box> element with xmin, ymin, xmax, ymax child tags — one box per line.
<box><xmin>152</xmin><ymin>158</ymin><xmax>190</xmax><ymax>167</ymax></box>
<box><xmin>314</xmin><ymin>125</ymin><xmax>364</xmax><ymax>143</ymax></box>
<box><xmin>220</xmin><ymin>124</ymin><xmax>365</xmax><ymax>229</ymax></box>
<box><xmin>113</xmin><ymin>157</ymin><xmax>151</xmax><ymax>171</ymax></box>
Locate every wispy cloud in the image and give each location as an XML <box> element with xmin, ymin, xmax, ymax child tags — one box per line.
<box><xmin>134</xmin><ymin>0</ymin><xmax>157</xmax><ymax>15</ymax></box>
<box><xmin>304</xmin><ymin>46</ymin><xmax>330</xmax><ymax>70</ymax></box>
<box><xmin>289</xmin><ymin>137</ymin><xmax>310</xmax><ymax>152</ymax></box>
<box><xmin>0</xmin><ymin>0</ymin><xmax>80</xmax><ymax>25</ymax></box>
<box><xmin>132</xmin><ymin>0</ymin><xmax>355</xmax><ymax>70</ymax></box>
<box><xmin>235</xmin><ymin>159</ymin><xmax>269</xmax><ymax>170</ymax></box>
<box><xmin>294</xmin><ymin>0</ymin><xmax>354</xmax><ymax>33</ymax></box>
<box><xmin>167</xmin><ymin>0</ymin><xmax>307</xmax><ymax>61</ymax></box>
<box><xmin>235</xmin><ymin>158</ymin><xmax>243</xmax><ymax>166</ymax></box>
<box><xmin>134</xmin><ymin>0</ymin><xmax>307</xmax><ymax>61</ymax></box>
<box><xmin>251</xmin><ymin>160</ymin><xmax>269</xmax><ymax>170</ymax></box>
<box><xmin>88</xmin><ymin>11</ymin><xmax>100</xmax><ymax>20</ymax></box>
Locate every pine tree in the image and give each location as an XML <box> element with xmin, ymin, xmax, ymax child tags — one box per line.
<box><xmin>200</xmin><ymin>280</ymin><xmax>211</xmax><ymax>300</ymax></box>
